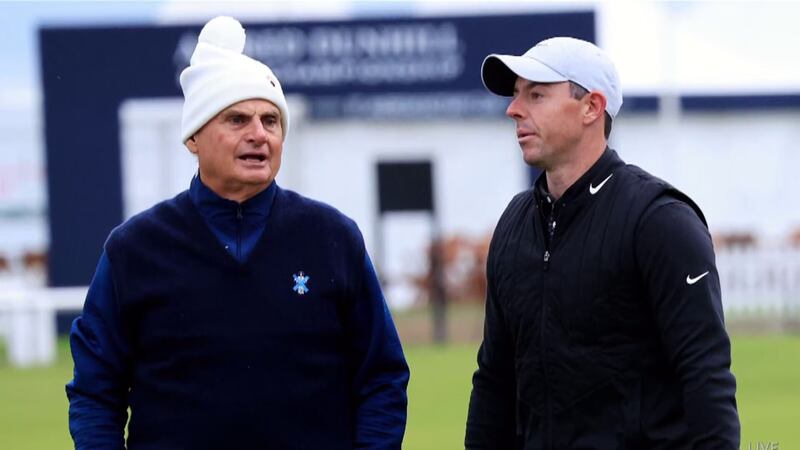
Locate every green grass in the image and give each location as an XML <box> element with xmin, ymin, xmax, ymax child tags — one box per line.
<box><xmin>732</xmin><ymin>336</ymin><xmax>800</xmax><ymax>448</ymax></box>
<box><xmin>0</xmin><ymin>339</ymin><xmax>73</xmax><ymax>450</ymax></box>
<box><xmin>0</xmin><ymin>336</ymin><xmax>798</xmax><ymax>449</ymax></box>
<box><xmin>405</xmin><ymin>344</ymin><xmax>476</xmax><ymax>449</ymax></box>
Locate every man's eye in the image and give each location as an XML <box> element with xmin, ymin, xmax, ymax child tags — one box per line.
<box><xmin>262</xmin><ymin>117</ymin><xmax>278</xmax><ymax>127</ymax></box>
<box><xmin>230</xmin><ymin>115</ymin><xmax>245</xmax><ymax>124</ymax></box>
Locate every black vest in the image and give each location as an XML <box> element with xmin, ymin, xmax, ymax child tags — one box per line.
<box><xmin>106</xmin><ymin>187</ymin><xmax>364</xmax><ymax>449</ymax></box>
<box><xmin>490</xmin><ymin>150</ymin><xmax>705</xmax><ymax>446</ymax></box>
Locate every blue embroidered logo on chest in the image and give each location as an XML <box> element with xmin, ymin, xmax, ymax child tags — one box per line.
<box><xmin>292</xmin><ymin>272</ymin><xmax>310</xmax><ymax>295</ymax></box>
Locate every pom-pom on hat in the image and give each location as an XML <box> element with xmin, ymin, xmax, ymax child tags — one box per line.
<box><xmin>180</xmin><ymin>16</ymin><xmax>289</xmax><ymax>142</ymax></box>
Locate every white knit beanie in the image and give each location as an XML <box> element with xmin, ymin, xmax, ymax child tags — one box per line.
<box><xmin>179</xmin><ymin>16</ymin><xmax>290</xmax><ymax>143</ymax></box>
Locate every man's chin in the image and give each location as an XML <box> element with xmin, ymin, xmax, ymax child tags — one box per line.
<box><xmin>236</xmin><ymin>168</ymin><xmax>274</xmax><ymax>184</ymax></box>
<box><xmin>521</xmin><ymin>149</ymin><xmax>543</xmax><ymax>167</ymax></box>
<box><xmin>243</xmin><ymin>177</ymin><xmax>274</xmax><ymax>188</ymax></box>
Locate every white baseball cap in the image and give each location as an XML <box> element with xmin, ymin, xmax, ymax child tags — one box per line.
<box><xmin>481</xmin><ymin>37</ymin><xmax>623</xmax><ymax>119</ymax></box>
<box><xmin>180</xmin><ymin>16</ymin><xmax>290</xmax><ymax>143</ymax></box>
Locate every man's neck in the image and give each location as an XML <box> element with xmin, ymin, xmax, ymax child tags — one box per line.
<box><xmin>544</xmin><ymin>139</ymin><xmax>606</xmax><ymax>200</ymax></box>
<box><xmin>200</xmin><ymin>176</ymin><xmax>270</xmax><ymax>204</ymax></box>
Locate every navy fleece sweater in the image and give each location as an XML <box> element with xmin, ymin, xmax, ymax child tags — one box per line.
<box><xmin>66</xmin><ymin>176</ymin><xmax>409</xmax><ymax>449</ymax></box>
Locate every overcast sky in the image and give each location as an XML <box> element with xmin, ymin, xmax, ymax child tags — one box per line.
<box><xmin>2</xmin><ymin>0</ymin><xmax>799</xmax><ymax>111</ymax></box>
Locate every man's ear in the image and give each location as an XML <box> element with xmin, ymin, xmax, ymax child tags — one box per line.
<box><xmin>583</xmin><ymin>92</ymin><xmax>607</xmax><ymax>126</ymax></box>
<box><xmin>186</xmin><ymin>136</ymin><xmax>198</xmax><ymax>154</ymax></box>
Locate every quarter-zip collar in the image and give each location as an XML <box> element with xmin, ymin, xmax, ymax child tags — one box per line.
<box><xmin>189</xmin><ymin>174</ymin><xmax>277</xmax><ymax>262</ymax></box>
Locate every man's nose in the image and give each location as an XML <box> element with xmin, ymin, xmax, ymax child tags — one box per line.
<box><xmin>506</xmin><ymin>96</ymin><xmax>524</xmax><ymax>119</ymax></box>
<box><xmin>247</xmin><ymin>119</ymin><xmax>268</xmax><ymax>144</ymax></box>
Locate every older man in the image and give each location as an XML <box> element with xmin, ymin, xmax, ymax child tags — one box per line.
<box><xmin>466</xmin><ymin>37</ymin><xmax>739</xmax><ymax>449</ymax></box>
<box><xmin>66</xmin><ymin>16</ymin><xmax>408</xmax><ymax>449</ymax></box>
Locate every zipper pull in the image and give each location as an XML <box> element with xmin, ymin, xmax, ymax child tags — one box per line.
<box><xmin>236</xmin><ymin>206</ymin><xmax>243</xmax><ymax>220</ymax></box>
<box><xmin>543</xmin><ymin>250</ymin><xmax>550</xmax><ymax>270</ymax></box>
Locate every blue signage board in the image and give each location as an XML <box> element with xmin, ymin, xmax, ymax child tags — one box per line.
<box><xmin>174</xmin><ymin>13</ymin><xmax>597</xmax><ymax>117</ymax></box>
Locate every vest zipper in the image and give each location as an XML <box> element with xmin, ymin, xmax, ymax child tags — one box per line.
<box><xmin>543</xmin><ymin>208</ymin><xmax>556</xmax><ymax>270</ymax></box>
<box><xmin>236</xmin><ymin>205</ymin><xmax>243</xmax><ymax>261</ymax></box>
<box><xmin>542</xmin><ymin>204</ymin><xmax>557</xmax><ymax>448</ymax></box>
<box><xmin>540</xmin><ymin>297</ymin><xmax>552</xmax><ymax>449</ymax></box>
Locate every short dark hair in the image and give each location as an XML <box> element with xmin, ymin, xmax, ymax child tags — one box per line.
<box><xmin>568</xmin><ymin>81</ymin><xmax>612</xmax><ymax>139</ymax></box>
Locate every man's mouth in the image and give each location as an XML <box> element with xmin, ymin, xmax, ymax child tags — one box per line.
<box><xmin>238</xmin><ymin>153</ymin><xmax>267</xmax><ymax>162</ymax></box>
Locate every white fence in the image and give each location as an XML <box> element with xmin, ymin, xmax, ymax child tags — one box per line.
<box><xmin>0</xmin><ymin>286</ymin><xmax>85</xmax><ymax>367</ymax></box>
<box><xmin>717</xmin><ymin>246</ymin><xmax>800</xmax><ymax>316</ymax></box>
<box><xmin>1</xmin><ymin>247</ymin><xmax>799</xmax><ymax>367</ymax></box>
